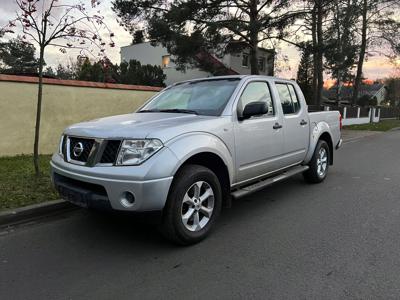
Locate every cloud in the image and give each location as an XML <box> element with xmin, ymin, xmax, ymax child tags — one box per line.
<box><xmin>1</xmin><ymin>0</ymin><xmax>131</xmax><ymax>67</ymax></box>
<box><xmin>0</xmin><ymin>0</ymin><xmax>397</xmax><ymax>79</ymax></box>
<box><xmin>0</xmin><ymin>1</ymin><xmax>18</xmax><ymax>24</ymax></box>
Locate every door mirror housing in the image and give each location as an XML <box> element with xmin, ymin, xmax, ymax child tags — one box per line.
<box><xmin>239</xmin><ymin>101</ymin><xmax>268</xmax><ymax>121</ymax></box>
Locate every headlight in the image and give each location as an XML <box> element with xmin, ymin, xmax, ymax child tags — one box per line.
<box><xmin>116</xmin><ymin>139</ymin><xmax>163</xmax><ymax>165</ymax></box>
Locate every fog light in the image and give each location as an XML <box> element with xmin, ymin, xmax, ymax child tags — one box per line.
<box><xmin>120</xmin><ymin>191</ymin><xmax>135</xmax><ymax>208</ymax></box>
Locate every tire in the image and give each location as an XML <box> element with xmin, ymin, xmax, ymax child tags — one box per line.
<box><xmin>303</xmin><ymin>140</ymin><xmax>330</xmax><ymax>183</ymax></box>
<box><xmin>160</xmin><ymin>164</ymin><xmax>222</xmax><ymax>245</ymax></box>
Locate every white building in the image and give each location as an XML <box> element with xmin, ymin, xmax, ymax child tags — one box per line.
<box><xmin>120</xmin><ymin>42</ymin><xmax>275</xmax><ymax>86</ymax></box>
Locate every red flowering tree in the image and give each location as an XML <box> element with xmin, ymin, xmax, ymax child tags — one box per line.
<box><xmin>5</xmin><ymin>0</ymin><xmax>114</xmax><ymax>175</ymax></box>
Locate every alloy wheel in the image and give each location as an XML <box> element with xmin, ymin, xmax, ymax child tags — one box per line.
<box><xmin>181</xmin><ymin>181</ymin><xmax>215</xmax><ymax>232</ymax></box>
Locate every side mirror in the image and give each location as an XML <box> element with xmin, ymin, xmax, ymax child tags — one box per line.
<box><xmin>239</xmin><ymin>101</ymin><xmax>268</xmax><ymax>120</ymax></box>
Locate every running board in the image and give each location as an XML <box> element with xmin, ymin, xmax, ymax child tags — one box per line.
<box><xmin>231</xmin><ymin>165</ymin><xmax>309</xmax><ymax>199</ymax></box>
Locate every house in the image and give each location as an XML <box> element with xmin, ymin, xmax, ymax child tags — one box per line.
<box><xmin>120</xmin><ymin>42</ymin><xmax>275</xmax><ymax>86</ymax></box>
<box><xmin>323</xmin><ymin>82</ymin><xmax>387</xmax><ymax>105</ymax></box>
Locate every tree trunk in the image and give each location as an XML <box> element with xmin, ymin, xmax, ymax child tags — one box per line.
<box><xmin>353</xmin><ymin>0</ymin><xmax>368</xmax><ymax>104</ymax></box>
<box><xmin>311</xmin><ymin>6</ymin><xmax>318</xmax><ymax>105</ymax></box>
<box><xmin>249</xmin><ymin>41</ymin><xmax>259</xmax><ymax>75</ymax></box>
<box><xmin>316</xmin><ymin>1</ymin><xmax>324</xmax><ymax>107</ymax></box>
<box><xmin>33</xmin><ymin>45</ymin><xmax>45</xmax><ymax>176</ymax></box>
<box><xmin>249</xmin><ymin>0</ymin><xmax>259</xmax><ymax>75</ymax></box>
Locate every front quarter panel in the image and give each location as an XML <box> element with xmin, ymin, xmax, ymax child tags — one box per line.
<box><xmin>165</xmin><ymin>133</ymin><xmax>235</xmax><ymax>184</ymax></box>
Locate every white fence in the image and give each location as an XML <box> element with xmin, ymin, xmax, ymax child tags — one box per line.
<box><xmin>321</xmin><ymin>106</ymin><xmax>381</xmax><ymax>126</ymax></box>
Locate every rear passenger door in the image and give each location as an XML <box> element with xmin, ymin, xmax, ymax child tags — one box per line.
<box><xmin>234</xmin><ymin>80</ymin><xmax>285</xmax><ymax>183</ymax></box>
<box><xmin>275</xmin><ymin>82</ymin><xmax>309</xmax><ymax>166</ymax></box>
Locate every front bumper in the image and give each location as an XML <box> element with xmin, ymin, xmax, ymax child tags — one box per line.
<box><xmin>50</xmin><ymin>149</ymin><xmax>177</xmax><ymax>212</ymax></box>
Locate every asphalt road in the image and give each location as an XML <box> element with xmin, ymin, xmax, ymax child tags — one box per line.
<box><xmin>1</xmin><ymin>130</ymin><xmax>400</xmax><ymax>299</ymax></box>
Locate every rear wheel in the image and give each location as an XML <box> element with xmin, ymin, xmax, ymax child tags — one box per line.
<box><xmin>160</xmin><ymin>164</ymin><xmax>222</xmax><ymax>245</ymax></box>
<box><xmin>303</xmin><ymin>140</ymin><xmax>330</xmax><ymax>183</ymax></box>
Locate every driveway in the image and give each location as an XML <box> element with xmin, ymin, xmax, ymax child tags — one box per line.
<box><xmin>1</xmin><ymin>130</ymin><xmax>400</xmax><ymax>299</ymax></box>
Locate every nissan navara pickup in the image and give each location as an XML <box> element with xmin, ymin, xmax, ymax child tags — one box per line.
<box><xmin>51</xmin><ymin>75</ymin><xmax>342</xmax><ymax>245</ymax></box>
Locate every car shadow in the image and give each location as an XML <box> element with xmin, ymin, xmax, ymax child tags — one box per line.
<box><xmin>60</xmin><ymin>174</ymin><xmax>317</xmax><ymax>252</ymax></box>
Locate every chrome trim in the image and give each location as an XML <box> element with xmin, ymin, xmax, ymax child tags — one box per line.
<box><xmin>65</xmin><ymin>136</ymin><xmax>100</xmax><ymax>167</ymax></box>
<box><xmin>63</xmin><ymin>136</ymin><xmax>125</xmax><ymax>167</ymax></box>
<box><xmin>87</xmin><ymin>139</ymin><xmax>105</xmax><ymax>166</ymax></box>
<box><xmin>58</xmin><ymin>135</ymin><xmax>65</xmax><ymax>157</ymax></box>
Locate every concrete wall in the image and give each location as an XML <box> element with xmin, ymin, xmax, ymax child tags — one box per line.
<box><xmin>0</xmin><ymin>75</ymin><xmax>161</xmax><ymax>156</ymax></box>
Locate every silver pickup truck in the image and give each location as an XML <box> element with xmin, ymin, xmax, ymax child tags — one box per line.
<box><xmin>51</xmin><ymin>75</ymin><xmax>342</xmax><ymax>244</ymax></box>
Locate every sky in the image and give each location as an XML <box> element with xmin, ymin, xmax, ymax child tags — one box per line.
<box><xmin>0</xmin><ymin>0</ymin><xmax>398</xmax><ymax>80</ymax></box>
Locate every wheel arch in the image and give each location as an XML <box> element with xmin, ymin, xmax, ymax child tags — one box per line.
<box><xmin>172</xmin><ymin>152</ymin><xmax>231</xmax><ymax>206</ymax></box>
<box><xmin>304</xmin><ymin>121</ymin><xmax>334</xmax><ymax>165</ymax></box>
<box><xmin>166</xmin><ymin>133</ymin><xmax>234</xmax><ymax>206</ymax></box>
<box><xmin>318</xmin><ymin>132</ymin><xmax>334</xmax><ymax>165</ymax></box>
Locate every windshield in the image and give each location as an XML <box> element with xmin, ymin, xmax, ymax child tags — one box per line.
<box><xmin>139</xmin><ymin>78</ymin><xmax>240</xmax><ymax>116</ymax></box>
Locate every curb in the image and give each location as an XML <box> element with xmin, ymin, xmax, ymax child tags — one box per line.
<box><xmin>0</xmin><ymin>200</ymin><xmax>76</xmax><ymax>227</ymax></box>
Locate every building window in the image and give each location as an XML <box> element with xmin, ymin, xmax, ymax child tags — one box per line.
<box><xmin>162</xmin><ymin>55</ymin><xmax>170</xmax><ymax>68</ymax></box>
<box><xmin>258</xmin><ymin>57</ymin><xmax>265</xmax><ymax>72</ymax></box>
<box><xmin>242</xmin><ymin>53</ymin><xmax>249</xmax><ymax>67</ymax></box>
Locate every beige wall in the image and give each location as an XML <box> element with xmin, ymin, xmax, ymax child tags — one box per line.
<box><xmin>0</xmin><ymin>80</ymin><xmax>158</xmax><ymax>156</ymax></box>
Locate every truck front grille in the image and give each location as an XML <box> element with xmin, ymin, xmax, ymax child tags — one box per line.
<box><xmin>100</xmin><ymin>140</ymin><xmax>121</xmax><ymax>164</ymax></box>
<box><xmin>62</xmin><ymin>136</ymin><xmax>122</xmax><ymax>166</ymax></box>
<box><xmin>68</xmin><ymin>137</ymin><xmax>95</xmax><ymax>163</ymax></box>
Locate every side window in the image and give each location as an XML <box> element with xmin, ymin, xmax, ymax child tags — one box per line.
<box><xmin>238</xmin><ymin>81</ymin><xmax>274</xmax><ymax>116</ymax></box>
<box><xmin>276</xmin><ymin>83</ymin><xmax>301</xmax><ymax>114</ymax></box>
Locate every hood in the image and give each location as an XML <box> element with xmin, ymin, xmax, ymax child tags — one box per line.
<box><xmin>64</xmin><ymin>112</ymin><xmax>220</xmax><ymax>142</ymax></box>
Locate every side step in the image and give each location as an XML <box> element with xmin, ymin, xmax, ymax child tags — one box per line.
<box><xmin>231</xmin><ymin>165</ymin><xmax>309</xmax><ymax>199</ymax></box>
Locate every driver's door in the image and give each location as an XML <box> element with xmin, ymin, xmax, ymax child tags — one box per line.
<box><xmin>233</xmin><ymin>80</ymin><xmax>285</xmax><ymax>184</ymax></box>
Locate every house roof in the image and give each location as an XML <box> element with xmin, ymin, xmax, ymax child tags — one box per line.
<box><xmin>194</xmin><ymin>51</ymin><xmax>239</xmax><ymax>76</ymax></box>
<box><xmin>323</xmin><ymin>83</ymin><xmax>385</xmax><ymax>100</ymax></box>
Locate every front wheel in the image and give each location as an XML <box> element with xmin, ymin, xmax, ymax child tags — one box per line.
<box><xmin>160</xmin><ymin>164</ymin><xmax>222</xmax><ymax>245</ymax></box>
<box><xmin>303</xmin><ymin>140</ymin><xmax>330</xmax><ymax>183</ymax></box>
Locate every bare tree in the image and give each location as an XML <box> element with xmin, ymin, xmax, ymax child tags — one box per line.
<box><xmin>286</xmin><ymin>1</ymin><xmax>332</xmax><ymax>106</ymax></box>
<box><xmin>5</xmin><ymin>0</ymin><xmax>113</xmax><ymax>175</ymax></box>
<box><xmin>352</xmin><ymin>0</ymin><xmax>400</xmax><ymax>104</ymax></box>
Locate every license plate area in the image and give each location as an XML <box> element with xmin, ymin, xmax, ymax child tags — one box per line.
<box><xmin>57</xmin><ymin>185</ymin><xmax>88</xmax><ymax>208</ymax></box>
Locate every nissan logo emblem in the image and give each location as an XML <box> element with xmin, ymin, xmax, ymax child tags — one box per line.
<box><xmin>73</xmin><ymin>142</ymin><xmax>84</xmax><ymax>157</ymax></box>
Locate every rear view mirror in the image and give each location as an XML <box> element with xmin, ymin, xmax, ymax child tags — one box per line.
<box><xmin>239</xmin><ymin>101</ymin><xmax>268</xmax><ymax>120</ymax></box>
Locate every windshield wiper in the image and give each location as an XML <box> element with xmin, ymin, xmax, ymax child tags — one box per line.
<box><xmin>159</xmin><ymin>109</ymin><xmax>198</xmax><ymax>115</ymax></box>
<box><xmin>139</xmin><ymin>108</ymin><xmax>198</xmax><ymax>115</ymax></box>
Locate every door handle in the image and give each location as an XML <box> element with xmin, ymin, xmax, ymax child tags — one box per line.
<box><xmin>300</xmin><ymin>119</ymin><xmax>308</xmax><ymax>126</ymax></box>
<box><xmin>273</xmin><ymin>123</ymin><xmax>283</xmax><ymax>130</ymax></box>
